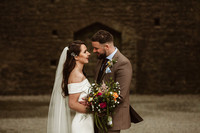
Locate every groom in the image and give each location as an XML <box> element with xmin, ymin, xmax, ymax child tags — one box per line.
<box><xmin>91</xmin><ymin>30</ymin><xmax>133</xmax><ymax>133</ymax></box>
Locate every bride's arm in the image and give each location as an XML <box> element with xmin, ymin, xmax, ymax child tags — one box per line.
<box><xmin>68</xmin><ymin>93</ymin><xmax>87</xmax><ymax>113</ymax></box>
<box><xmin>68</xmin><ymin>70</ymin><xmax>87</xmax><ymax>113</ymax></box>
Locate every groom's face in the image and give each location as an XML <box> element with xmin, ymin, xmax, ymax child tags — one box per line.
<box><xmin>92</xmin><ymin>41</ymin><xmax>106</xmax><ymax>59</ymax></box>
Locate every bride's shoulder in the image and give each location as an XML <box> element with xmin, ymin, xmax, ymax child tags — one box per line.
<box><xmin>68</xmin><ymin>70</ymin><xmax>85</xmax><ymax>84</ymax></box>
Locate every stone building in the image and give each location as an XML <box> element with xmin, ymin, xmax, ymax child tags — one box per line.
<box><xmin>0</xmin><ymin>0</ymin><xmax>200</xmax><ymax>95</ymax></box>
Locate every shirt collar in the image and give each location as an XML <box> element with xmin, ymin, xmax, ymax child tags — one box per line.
<box><xmin>106</xmin><ymin>47</ymin><xmax>118</xmax><ymax>60</ymax></box>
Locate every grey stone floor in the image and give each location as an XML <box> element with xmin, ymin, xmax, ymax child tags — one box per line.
<box><xmin>0</xmin><ymin>95</ymin><xmax>199</xmax><ymax>133</ymax></box>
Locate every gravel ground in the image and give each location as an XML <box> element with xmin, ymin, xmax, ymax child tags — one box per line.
<box><xmin>0</xmin><ymin>94</ymin><xmax>199</xmax><ymax>133</ymax></box>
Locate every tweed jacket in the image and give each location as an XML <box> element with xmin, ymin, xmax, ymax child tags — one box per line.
<box><xmin>95</xmin><ymin>50</ymin><xmax>132</xmax><ymax>130</ymax></box>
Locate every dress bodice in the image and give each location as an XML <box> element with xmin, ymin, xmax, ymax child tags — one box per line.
<box><xmin>68</xmin><ymin>79</ymin><xmax>91</xmax><ymax>102</ymax></box>
<box><xmin>67</xmin><ymin>79</ymin><xmax>94</xmax><ymax>133</ymax></box>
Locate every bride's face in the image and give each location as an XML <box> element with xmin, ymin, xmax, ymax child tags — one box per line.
<box><xmin>75</xmin><ymin>44</ymin><xmax>90</xmax><ymax>64</ymax></box>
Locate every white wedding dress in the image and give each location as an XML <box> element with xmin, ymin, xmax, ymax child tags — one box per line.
<box><xmin>68</xmin><ymin>78</ymin><xmax>94</xmax><ymax>133</ymax></box>
<box><xmin>47</xmin><ymin>47</ymin><xmax>94</xmax><ymax>133</ymax></box>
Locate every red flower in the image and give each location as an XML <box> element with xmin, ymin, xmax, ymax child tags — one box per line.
<box><xmin>100</xmin><ymin>102</ymin><xmax>107</xmax><ymax>108</ymax></box>
<box><xmin>97</xmin><ymin>92</ymin><xmax>102</xmax><ymax>96</ymax></box>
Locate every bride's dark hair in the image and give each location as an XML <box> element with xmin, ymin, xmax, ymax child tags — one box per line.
<box><xmin>62</xmin><ymin>40</ymin><xmax>86</xmax><ymax>96</ymax></box>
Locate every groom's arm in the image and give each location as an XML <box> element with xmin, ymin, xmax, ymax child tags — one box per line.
<box><xmin>79</xmin><ymin>97</ymin><xmax>88</xmax><ymax>106</ymax></box>
<box><xmin>68</xmin><ymin>74</ymin><xmax>87</xmax><ymax>113</ymax></box>
<box><xmin>115</xmin><ymin>60</ymin><xmax>132</xmax><ymax>102</ymax></box>
<box><xmin>69</xmin><ymin>94</ymin><xmax>88</xmax><ymax>113</ymax></box>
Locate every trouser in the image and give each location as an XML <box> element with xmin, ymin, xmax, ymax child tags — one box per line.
<box><xmin>94</xmin><ymin>123</ymin><xmax>120</xmax><ymax>133</ymax></box>
<box><xmin>107</xmin><ymin>130</ymin><xmax>120</xmax><ymax>133</ymax></box>
<box><xmin>97</xmin><ymin>130</ymin><xmax>120</xmax><ymax>133</ymax></box>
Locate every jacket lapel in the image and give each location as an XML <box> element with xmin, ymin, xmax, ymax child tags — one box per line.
<box><xmin>103</xmin><ymin>50</ymin><xmax>120</xmax><ymax>81</ymax></box>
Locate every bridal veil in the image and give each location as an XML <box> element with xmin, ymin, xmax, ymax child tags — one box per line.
<box><xmin>47</xmin><ymin>47</ymin><xmax>71</xmax><ymax>133</ymax></box>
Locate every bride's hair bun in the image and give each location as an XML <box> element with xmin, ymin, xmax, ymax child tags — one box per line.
<box><xmin>68</xmin><ymin>40</ymin><xmax>85</xmax><ymax>57</ymax></box>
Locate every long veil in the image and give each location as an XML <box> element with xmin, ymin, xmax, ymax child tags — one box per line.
<box><xmin>47</xmin><ymin>47</ymin><xmax>71</xmax><ymax>133</ymax></box>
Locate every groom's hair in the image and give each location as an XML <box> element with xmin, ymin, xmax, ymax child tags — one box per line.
<box><xmin>91</xmin><ymin>30</ymin><xmax>113</xmax><ymax>44</ymax></box>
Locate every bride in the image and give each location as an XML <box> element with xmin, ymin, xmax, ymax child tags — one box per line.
<box><xmin>47</xmin><ymin>40</ymin><xmax>94</xmax><ymax>133</ymax></box>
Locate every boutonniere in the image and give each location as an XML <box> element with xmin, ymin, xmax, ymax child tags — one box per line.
<box><xmin>105</xmin><ymin>59</ymin><xmax>117</xmax><ymax>74</ymax></box>
<box><xmin>107</xmin><ymin>59</ymin><xmax>117</xmax><ymax>68</ymax></box>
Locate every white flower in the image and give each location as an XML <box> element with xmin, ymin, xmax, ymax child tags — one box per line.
<box><xmin>107</xmin><ymin>120</ymin><xmax>112</xmax><ymax>126</ymax></box>
<box><xmin>107</xmin><ymin>116</ymin><xmax>113</xmax><ymax>126</ymax></box>
<box><xmin>109</xmin><ymin>92</ymin><xmax>113</xmax><ymax>95</ymax></box>
<box><xmin>88</xmin><ymin>97</ymin><xmax>93</xmax><ymax>102</ymax></box>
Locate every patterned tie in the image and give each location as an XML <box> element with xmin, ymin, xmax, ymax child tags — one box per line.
<box><xmin>97</xmin><ymin>58</ymin><xmax>109</xmax><ymax>84</ymax></box>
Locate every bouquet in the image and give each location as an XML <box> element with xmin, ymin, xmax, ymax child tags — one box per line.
<box><xmin>86</xmin><ymin>78</ymin><xmax>121</xmax><ymax>132</ymax></box>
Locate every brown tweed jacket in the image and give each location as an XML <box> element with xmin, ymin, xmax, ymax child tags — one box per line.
<box><xmin>95</xmin><ymin>50</ymin><xmax>132</xmax><ymax>130</ymax></box>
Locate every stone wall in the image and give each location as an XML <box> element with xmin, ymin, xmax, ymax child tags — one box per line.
<box><xmin>0</xmin><ymin>0</ymin><xmax>199</xmax><ymax>95</ymax></box>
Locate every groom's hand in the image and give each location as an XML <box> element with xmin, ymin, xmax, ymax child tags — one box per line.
<box><xmin>79</xmin><ymin>98</ymin><xmax>88</xmax><ymax>106</ymax></box>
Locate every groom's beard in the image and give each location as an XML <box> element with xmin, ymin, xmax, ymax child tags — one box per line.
<box><xmin>97</xmin><ymin>53</ymin><xmax>106</xmax><ymax>60</ymax></box>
